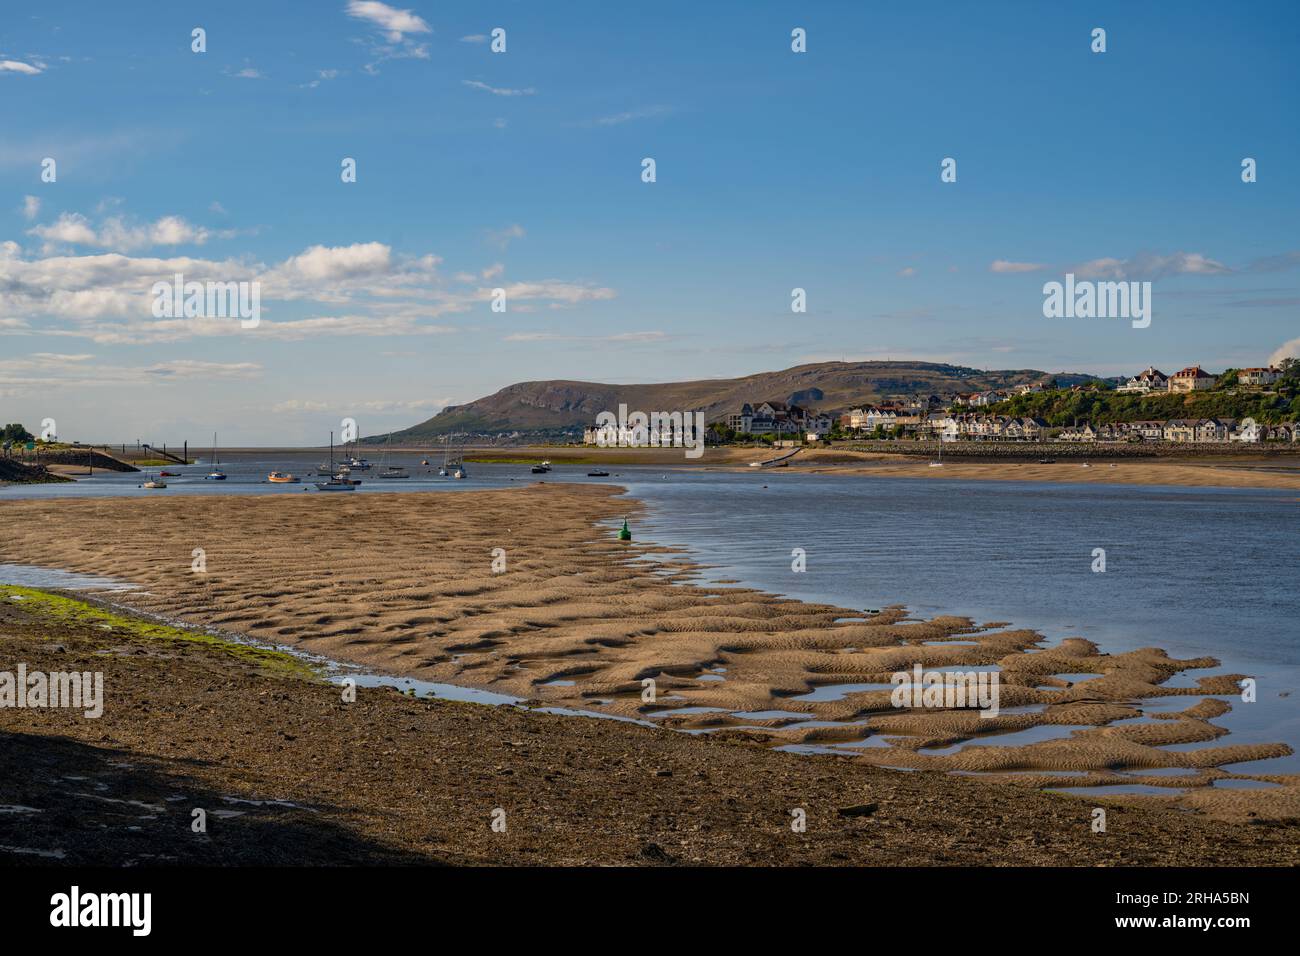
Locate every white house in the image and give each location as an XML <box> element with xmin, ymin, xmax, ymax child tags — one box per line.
<box><xmin>1238</xmin><ymin>367</ymin><xmax>1281</xmax><ymax>387</ymax></box>
<box><xmin>1231</xmin><ymin>417</ymin><xmax>1264</xmax><ymax>443</ymax></box>
<box><xmin>804</xmin><ymin>414</ymin><xmax>833</xmax><ymax>439</ymax></box>
<box><xmin>1117</xmin><ymin>366</ymin><xmax>1168</xmax><ymax>394</ymax></box>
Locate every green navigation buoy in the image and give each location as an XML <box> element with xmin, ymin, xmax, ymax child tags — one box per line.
<box><xmin>618</xmin><ymin>518</ymin><xmax>632</xmax><ymax>542</ymax></box>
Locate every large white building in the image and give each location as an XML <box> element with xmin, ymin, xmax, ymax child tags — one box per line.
<box><xmin>1238</xmin><ymin>367</ymin><xmax>1281</xmax><ymax>386</ymax></box>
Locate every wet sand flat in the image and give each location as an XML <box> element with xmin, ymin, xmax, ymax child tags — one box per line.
<box><xmin>6</xmin><ymin>592</ymin><xmax>1296</xmax><ymax>866</ymax></box>
<box><xmin>787</xmin><ymin>454</ymin><xmax>1300</xmax><ymax>491</ymax></box>
<box><xmin>1</xmin><ymin>484</ymin><xmax>1296</xmax><ymax>822</ymax></box>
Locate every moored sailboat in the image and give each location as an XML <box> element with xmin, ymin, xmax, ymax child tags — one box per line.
<box><xmin>314</xmin><ymin>431</ymin><xmax>357</xmax><ymax>491</ymax></box>
<box><xmin>207</xmin><ymin>432</ymin><xmax>227</xmax><ymax>479</ymax></box>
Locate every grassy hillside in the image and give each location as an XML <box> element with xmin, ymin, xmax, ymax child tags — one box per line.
<box><xmin>987</xmin><ymin>385</ymin><xmax>1300</xmax><ymax>426</ymax></box>
<box><xmin>377</xmin><ymin>361</ymin><xmax>1104</xmax><ymax>441</ymax></box>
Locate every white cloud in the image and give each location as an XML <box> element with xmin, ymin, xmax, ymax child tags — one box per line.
<box><xmin>142</xmin><ymin>360</ymin><xmax>261</xmax><ymax>379</ymax></box>
<box><xmin>462</xmin><ymin>79</ymin><xmax>535</xmax><ymax>97</ymax></box>
<box><xmin>460</xmin><ymin>34</ymin><xmax>488</xmax><ymax>44</ymax></box>
<box><xmin>227</xmin><ymin>67</ymin><xmax>264</xmax><ymax>79</ymax></box>
<box><xmin>0</xmin><ymin>237</ymin><xmax>614</xmax><ymax>344</ymax></box>
<box><xmin>504</xmin><ymin>330</ymin><xmax>662</xmax><ymax>344</ymax></box>
<box><xmin>303</xmin><ymin>68</ymin><xmax>342</xmax><ymax>89</ymax></box>
<box><xmin>493</xmin><ymin>280</ymin><xmax>616</xmax><ymax>305</ymax></box>
<box><xmin>29</xmin><ymin>213</ymin><xmax>98</xmax><ymax>246</ymax></box>
<box><xmin>897</xmin><ymin>266</ymin><xmax>917</xmax><ymax>278</ymax></box>
<box><xmin>1073</xmin><ymin>251</ymin><xmax>1230</xmax><ymax>280</ymax></box>
<box><xmin>28</xmin><ymin>212</ymin><xmax>212</xmax><ymax>251</ymax></box>
<box><xmin>21</xmin><ymin>196</ymin><xmax>40</xmax><ymax>220</ymax></box>
<box><xmin>486</xmin><ymin>223</ymin><xmax>525</xmax><ymax>249</ymax></box>
<box><xmin>346</xmin><ymin>1</ymin><xmax>431</xmax><ymax>42</ymax></box>
<box><xmin>276</xmin><ymin>242</ymin><xmax>392</xmax><ymax>281</ymax></box>
<box><xmin>587</xmin><ymin>105</ymin><xmax>671</xmax><ymax>126</ymax></box>
<box><xmin>1269</xmin><ymin>337</ymin><xmax>1300</xmax><ymax>367</ymax></box>
<box><xmin>0</xmin><ymin>352</ymin><xmax>260</xmax><ymax>393</ymax></box>
<box><xmin>0</xmin><ymin>59</ymin><xmax>44</xmax><ymax>75</ymax></box>
<box><xmin>990</xmin><ymin>259</ymin><xmax>1045</xmax><ymax>273</ymax></box>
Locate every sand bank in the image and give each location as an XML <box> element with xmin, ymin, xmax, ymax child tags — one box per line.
<box><xmin>0</xmin><ymin>484</ymin><xmax>1295</xmax><ymax>822</ymax></box>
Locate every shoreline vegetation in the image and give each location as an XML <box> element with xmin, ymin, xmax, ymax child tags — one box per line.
<box><xmin>2</xmin><ymin>484</ymin><xmax>1298</xmax><ymax>868</ymax></box>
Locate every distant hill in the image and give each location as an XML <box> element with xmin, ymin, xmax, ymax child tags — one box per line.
<box><xmin>374</xmin><ymin>361</ymin><xmax>1106</xmax><ymax>442</ymax></box>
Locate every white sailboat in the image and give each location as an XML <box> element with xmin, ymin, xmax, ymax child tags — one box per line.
<box><xmin>207</xmin><ymin>432</ymin><xmax>227</xmax><ymax>479</ymax></box>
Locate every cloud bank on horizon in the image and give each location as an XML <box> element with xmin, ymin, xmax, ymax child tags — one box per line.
<box><xmin>1</xmin><ymin>1</ymin><xmax>1298</xmax><ymax>443</ymax></box>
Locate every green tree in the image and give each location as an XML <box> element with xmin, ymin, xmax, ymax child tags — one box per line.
<box><xmin>2</xmin><ymin>423</ymin><xmax>34</xmax><ymax>444</ymax></box>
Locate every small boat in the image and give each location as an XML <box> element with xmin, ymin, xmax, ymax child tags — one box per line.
<box><xmin>928</xmin><ymin>440</ymin><xmax>944</xmax><ymax>467</ymax></box>
<box><xmin>587</xmin><ymin>469</ymin><xmax>610</xmax><ymax>477</ymax></box>
<box><xmin>377</xmin><ymin>432</ymin><xmax>409</xmax><ymax>478</ymax></box>
<box><xmin>142</xmin><ymin>473</ymin><xmax>167</xmax><ymax>489</ymax></box>
<box><xmin>268</xmin><ymin>471</ymin><xmax>298</xmax><ymax>483</ymax></box>
<box><xmin>159</xmin><ymin>470</ymin><xmax>179</xmax><ymax>477</ymax></box>
<box><xmin>420</xmin><ymin>458</ymin><xmax>430</xmax><ymax>466</ymax></box>
<box><xmin>530</xmin><ymin>460</ymin><xmax>552</xmax><ymax>474</ymax></box>
<box><xmin>315</xmin><ymin>477</ymin><xmax>357</xmax><ymax>491</ymax></box>
<box><xmin>207</xmin><ymin>431</ymin><xmax>226</xmax><ymax>479</ymax></box>
<box><xmin>314</xmin><ymin>432</ymin><xmax>358</xmax><ymax>491</ymax></box>
<box><xmin>344</xmin><ymin>456</ymin><xmax>371</xmax><ymax>471</ymax></box>
<box><xmin>453</xmin><ymin>467</ymin><xmax>466</xmax><ymax>479</ymax></box>
<box><xmin>1037</xmin><ymin>458</ymin><xmax>1057</xmax><ymax>465</ymax></box>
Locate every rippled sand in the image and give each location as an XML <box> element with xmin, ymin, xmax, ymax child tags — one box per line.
<box><xmin>1</xmin><ymin>484</ymin><xmax>1295</xmax><ymax>821</ymax></box>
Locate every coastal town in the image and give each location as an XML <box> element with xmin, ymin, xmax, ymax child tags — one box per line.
<box><xmin>582</xmin><ymin>361</ymin><xmax>1300</xmax><ymax>447</ymax></box>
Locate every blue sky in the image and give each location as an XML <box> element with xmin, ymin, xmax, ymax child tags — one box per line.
<box><xmin>2</xmin><ymin>0</ymin><xmax>1297</xmax><ymax>444</ymax></box>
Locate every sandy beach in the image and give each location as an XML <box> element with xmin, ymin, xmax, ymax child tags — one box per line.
<box><xmin>1</xmin><ymin>484</ymin><xmax>1297</xmax><ymax>828</ymax></box>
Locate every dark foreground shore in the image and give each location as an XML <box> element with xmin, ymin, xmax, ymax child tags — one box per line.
<box><xmin>2</xmin><ymin>589</ymin><xmax>1296</xmax><ymax>867</ymax></box>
